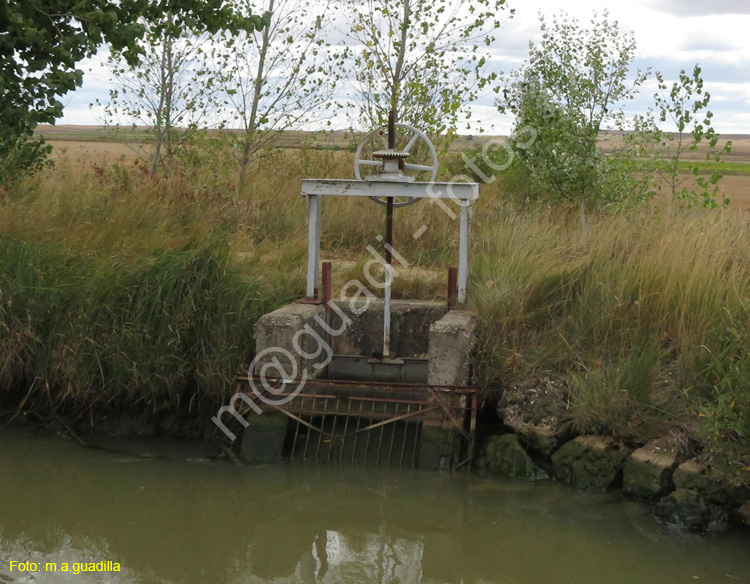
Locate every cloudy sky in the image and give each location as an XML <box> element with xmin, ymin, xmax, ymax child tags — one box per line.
<box><xmin>61</xmin><ymin>0</ymin><xmax>750</xmax><ymax>134</ymax></box>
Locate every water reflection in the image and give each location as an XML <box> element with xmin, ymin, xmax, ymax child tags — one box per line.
<box><xmin>1</xmin><ymin>427</ymin><xmax>749</xmax><ymax>584</ymax></box>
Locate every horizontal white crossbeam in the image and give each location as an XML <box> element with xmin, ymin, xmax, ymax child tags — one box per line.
<box><xmin>302</xmin><ymin>179</ymin><xmax>479</xmax><ymax>201</ymax></box>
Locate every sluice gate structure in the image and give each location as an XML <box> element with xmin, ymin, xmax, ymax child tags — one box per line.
<box><xmin>233</xmin><ymin>114</ymin><xmax>481</xmax><ymax>470</ymax></box>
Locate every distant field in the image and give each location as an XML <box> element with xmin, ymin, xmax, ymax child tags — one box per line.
<box><xmin>37</xmin><ymin>124</ymin><xmax>750</xmax><ymax>205</ymax></box>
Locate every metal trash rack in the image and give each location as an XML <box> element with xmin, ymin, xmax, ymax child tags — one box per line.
<box><xmin>234</xmin><ymin>375</ymin><xmax>478</xmax><ymax>470</ymax></box>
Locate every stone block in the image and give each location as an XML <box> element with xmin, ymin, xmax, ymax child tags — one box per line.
<box><xmin>673</xmin><ymin>458</ymin><xmax>749</xmax><ymax>506</ymax></box>
<box><xmin>552</xmin><ymin>435</ymin><xmax>631</xmax><ymax>491</ymax></box>
<box><xmin>623</xmin><ymin>438</ymin><xmax>685</xmax><ymax>499</ymax></box>
<box><xmin>655</xmin><ymin>488</ymin><xmax>729</xmax><ymax>532</ymax></box>
<box><xmin>483</xmin><ymin>434</ymin><xmax>548</xmax><ymax>481</ymax></box>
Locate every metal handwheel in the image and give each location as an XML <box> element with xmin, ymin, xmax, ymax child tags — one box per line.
<box><xmin>354</xmin><ymin>123</ymin><xmax>439</xmax><ymax>207</ymax></box>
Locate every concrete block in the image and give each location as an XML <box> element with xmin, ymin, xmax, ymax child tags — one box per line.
<box><xmin>253</xmin><ymin>302</ymin><xmax>327</xmax><ymax>379</ymax></box>
<box><xmin>427</xmin><ymin>310</ymin><xmax>479</xmax><ymax>386</ymax></box>
<box><xmin>330</xmin><ymin>299</ymin><xmax>446</xmax><ymax>358</ymax></box>
<box><xmin>418</xmin><ymin>426</ymin><xmax>458</xmax><ymax>470</ymax></box>
<box><xmin>240</xmin><ymin>413</ymin><xmax>288</xmax><ymax>463</ymax></box>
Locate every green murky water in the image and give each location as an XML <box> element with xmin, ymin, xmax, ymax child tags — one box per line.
<box><xmin>1</xmin><ymin>426</ymin><xmax>749</xmax><ymax>584</ymax></box>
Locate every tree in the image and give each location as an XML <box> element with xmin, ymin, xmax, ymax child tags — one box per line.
<box><xmin>214</xmin><ymin>0</ymin><xmax>344</xmax><ymax>190</ymax></box>
<box><xmin>346</xmin><ymin>0</ymin><xmax>513</xmax><ymax>137</ymax></box>
<box><xmin>0</xmin><ymin>0</ymin><xmax>267</xmax><ymax>185</ymax></box>
<box><xmin>654</xmin><ymin>64</ymin><xmax>732</xmax><ymax>208</ymax></box>
<box><xmin>102</xmin><ymin>17</ymin><xmax>219</xmax><ymax>173</ymax></box>
<box><xmin>498</xmin><ymin>11</ymin><xmax>651</xmax><ymax>225</ymax></box>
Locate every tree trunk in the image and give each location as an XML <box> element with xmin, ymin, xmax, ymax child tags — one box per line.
<box><xmin>239</xmin><ymin>0</ymin><xmax>273</xmax><ymax>192</ymax></box>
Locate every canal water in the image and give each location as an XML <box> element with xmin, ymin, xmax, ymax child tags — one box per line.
<box><xmin>1</xmin><ymin>426</ymin><xmax>749</xmax><ymax>584</ymax></box>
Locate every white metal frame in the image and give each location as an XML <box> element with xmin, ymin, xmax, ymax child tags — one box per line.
<box><xmin>301</xmin><ymin>179</ymin><xmax>478</xmax><ymax>304</ymax></box>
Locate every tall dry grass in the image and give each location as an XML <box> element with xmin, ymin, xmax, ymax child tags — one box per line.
<box><xmin>0</xmin><ymin>148</ymin><xmax>748</xmax><ymax>461</ymax></box>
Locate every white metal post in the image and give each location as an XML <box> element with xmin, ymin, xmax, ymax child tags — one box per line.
<box><xmin>306</xmin><ymin>194</ymin><xmax>321</xmax><ymax>298</ymax></box>
<box><xmin>314</xmin><ymin>193</ymin><xmax>322</xmax><ymax>291</ymax></box>
<box><xmin>458</xmin><ymin>202</ymin><xmax>472</xmax><ymax>304</ymax></box>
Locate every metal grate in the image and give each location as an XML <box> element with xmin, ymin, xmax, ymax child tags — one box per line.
<box><xmin>234</xmin><ymin>376</ymin><xmax>477</xmax><ymax>470</ymax></box>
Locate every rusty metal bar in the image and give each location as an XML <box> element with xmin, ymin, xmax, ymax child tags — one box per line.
<box><xmin>400</xmin><ymin>403</ymin><xmax>410</xmax><ymax>467</ymax></box>
<box><xmin>340</xmin><ymin>397</ymin><xmax>352</xmax><ymax>463</ymax></box>
<box><xmin>447</xmin><ymin>266</ymin><xmax>458</xmax><ymax>308</ymax></box>
<box><xmin>349</xmin><ymin>404</ymin><xmax>439</xmax><ymax>436</ymax></box>
<box><xmin>237</xmin><ymin>375</ymin><xmax>477</xmax><ymax>394</ymax></box>
<box><xmin>315</xmin><ymin>398</ymin><xmax>329</xmax><ymax>460</ymax></box>
<box><xmin>387</xmin><ymin>402</ymin><xmax>398</xmax><ymax>465</ymax></box>
<box><xmin>364</xmin><ymin>400</ymin><xmax>376</xmax><ymax>462</ymax></box>
<box><xmin>291</xmin><ymin>403</ymin><xmax>302</xmax><ymax>459</ymax></box>
<box><xmin>376</xmin><ymin>402</ymin><xmax>386</xmax><ymax>464</ymax></box>
<box><xmin>327</xmin><ymin>397</ymin><xmax>341</xmax><ymax>463</ymax></box>
<box><xmin>265</xmin><ymin>404</ymin><xmax>331</xmax><ymax>439</ymax></box>
<box><xmin>351</xmin><ymin>399</ymin><xmax>364</xmax><ymax>463</ymax></box>
<box><xmin>322</xmin><ymin>261</ymin><xmax>332</xmax><ymax>308</ymax></box>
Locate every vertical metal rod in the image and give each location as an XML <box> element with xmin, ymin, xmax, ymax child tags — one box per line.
<box><xmin>327</xmin><ymin>397</ymin><xmax>341</xmax><ymax>464</ymax></box>
<box><xmin>291</xmin><ymin>402</ymin><xmax>302</xmax><ymax>459</ymax></box>
<box><xmin>400</xmin><ymin>404</ymin><xmax>411</xmax><ymax>467</ymax></box>
<box><xmin>306</xmin><ymin>195</ymin><xmax>321</xmax><ymax>298</ymax></box>
<box><xmin>376</xmin><ymin>402</ymin><xmax>387</xmax><ymax>465</ymax></box>
<box><xmin>469</xmin><ymin>394</ymin><xmax>478</xmax><ymax>472</ymax></box>
<box><xmin>387</xmin><ymin>402</ymin><xmax>398</xmax><ymax>465</ymax></box>
<box><xmin>322</xmin><ymin>261</ymin><xmax>332</xmax><ymax>307</ymax></box>
<box><xmin>448</xmin><ymin>428</ymin><xmax>455</xmax><ymax>471</ymax></box>
<box><xmin>322</xmin><ymin>261</ymin><xmax>334</xmax><ymax>363</ymax></box>
<box><xmin>364</xmin><ymin>400</ymin><xmax>376</xmax><ymax>462</ymax></box>
<box><xmin>304</xmin><ymin>397</ymin><xmax>316</xmax><ymax>459</ymax></box>
<box><xmin>352</xmin><ymin>399</ymin><xmax>364</xmax><ymax>463</ymax></box>
<box><xmin>316</xmin><ymin>398</ymin><xmax>328</xmax><ymax>461</ymax></box>
<box><xmin>458</xmin><ymin>203</ymin><xmax>471</xmax><ymax>304</ymax></box>
<box><xmin>340</xmin><ymin>398</ymin><xmax>352</xmax><ymax>463</ymax></box>
<box><xmin>412</xmin><ymin>422</ymin><xmax>420</xmax><ymax>469</ymax></box>
<box><xmin>383</xmin><ymin>109</ymin><xmax>396</xmax><ymax>358</ymax></box>
<box><xmin>383</xmin><ymin>263</ymin><xmax>392</xmax><ymax>358</ymax></box>
<box><xmin>447</xmin><ymin>266</ymin><xmax>458</xmax><ymax>308</ymax></box>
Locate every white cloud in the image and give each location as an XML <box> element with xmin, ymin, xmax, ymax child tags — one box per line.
<box><xmin>649</xmin><ymin>0</ymin><xmax>750</xmax><ymax>16</ymax></box>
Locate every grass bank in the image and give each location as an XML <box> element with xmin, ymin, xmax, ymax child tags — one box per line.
<box><xmin>0</xmin><ymin>151</ymin><xmax>748</xmax><ymax>466</ymax></box>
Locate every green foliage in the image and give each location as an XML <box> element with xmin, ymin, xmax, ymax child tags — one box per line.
<box><xmin>0</xmin><ymin>0</ymin><xmax>267</xmax><ymax>185</ymax></box>
<box><xmin>0</xmin><ymin>131</ymin><xmax>53</xmax><ymax>186</ymax></box>
<box><xmin>498</xmin><ymin>11</ymin><xmax>654</xmax><ymax>220</ymax></box>
<box><xmin>567</xmin><ymin>345</ymin><xmax>667</xmax><ymax>441</ymax></box>
<box><xmin>346</xmin><ymin>0</ymin><xmax>513</xmax><ymax>137</ymax></box>
<box><xmin>0</xmin><ymin>233</ymin><xmax>288</xmax><ymax>415</ymax></box>
<box><xmin>695</xmin><ymin>324</ymin><xmax>750</xmax><ymax>461</ymax></box>
<box><xmin>654</xmin><ymin>64</ymin><xmax>732</xmax><ymax>208</ymax></box>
